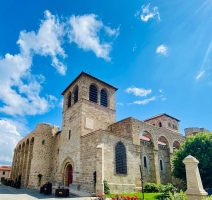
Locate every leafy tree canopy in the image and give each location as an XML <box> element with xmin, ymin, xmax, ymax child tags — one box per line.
<box><xmin>172</xmin><ymin>132</ymin><xmax>212</xmax><ymax>188</ymax></box>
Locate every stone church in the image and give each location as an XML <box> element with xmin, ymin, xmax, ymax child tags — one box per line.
<box><xmin>11</xmin><ymin>72</ymin><xmax>185</xmax><ymax>194</ymax></box>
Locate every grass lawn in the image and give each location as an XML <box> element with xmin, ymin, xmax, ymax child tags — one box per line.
<box><xmin>106</xmin><ymin>192</ymin><xmax>161</xmax><ymax>200</ymax></box>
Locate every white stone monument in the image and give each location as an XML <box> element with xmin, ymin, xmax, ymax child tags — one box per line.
<box><xmin>183</xmin><ymin>155</ymin><xmax>208</xmax><ymax>200</ymax></box>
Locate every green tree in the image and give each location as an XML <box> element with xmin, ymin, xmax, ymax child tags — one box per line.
<box><xmin>172</xmin><ymin>132</ymin><xmax>212</xmax><ymax>188</ymax></box>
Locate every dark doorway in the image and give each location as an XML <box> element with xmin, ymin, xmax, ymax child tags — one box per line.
<box><xmin>65</xmin><ymin>164</ymin><xmax>73</xmax><ymax>186</ymax></box>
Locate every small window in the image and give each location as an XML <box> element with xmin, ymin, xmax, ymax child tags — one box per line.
<box><xmin>42</xmin><ymin>140</ymin><xmax>45</xmax><ymax>145</ymax></box>
<box><xmin>73</xmin><ymin>86</ymin><xmax>79</xmax><ymax>104</ymax></box>
<box><xmin>57</xmin><ymin>149</ymin><xmax>59</xmax><ymax>154</ymax></box>
<box><xmin>67</xmin><ymin>92</ymin><xmax>72</xmax><ymax>108</ymax></box>
<box><xmin>159</xmin><ymin>122</ymin><xmax>162</xmax><ymax>127</ymax></box>
<box><xmin>69</xmin><ymin>130</ymin><xmax>71</xmax><ymax>140</ymax></box>
<box><xmin>143</xmin><ymin>156</ymin><xmax>147</xmax><ymax>168</ymax></box>
<box><xmin>160</xmin><ymin>160</ymin><xmax>163</xmax><ymax>171</ymax></box>
<box><xmin>115</xmin><ymin>142</ymin><xmax>127</xmax><ymax>174</ymax></box>
<box><xmin>3</xmin><ymin>171</ymin><xmax>5</xmax><ymax>175</ymax></box>
<box><xmin>89</xmin><ymin>84</ymin><xmax>98</xmax><ymax>103</ymax></box>
<box><xmin>100</xmin><ymin>89</ymin><xmax>108</xmax><ymax>107</ymax></box>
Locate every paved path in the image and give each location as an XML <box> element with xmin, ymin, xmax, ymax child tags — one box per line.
<box><xmin>0</xmin><ymin>183</ymin><xmax>92</xmax><ymax>200</ymax></box>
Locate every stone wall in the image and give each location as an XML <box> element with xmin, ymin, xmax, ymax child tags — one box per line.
<box><xmin>11</xmin><ymin>123</ymin><xmax>59</xmax><ymax>188</ymax></box>
<box><xmin>145</xmin><ymin>115</ymin><xmax>179</xmax><ymax>133</ymax></box>
<box><xmin>80</xmin><ymin>130</ymin><xmax>141</xmax><ymax>194</ymax></box>
<box><xmin>140</xmin><ymin>140</ymin><xmax>155</xmax><ymax>183</ymax></box>
<box><xmin>185</xmin><ymin>128</ymin><xmax>209</xmax><ymax>137</ymax></box>
<box><xmin>101</xmin><ymin>131</ymin><xmax>141</xmax><ymax>193</ymax></box>
<box><xmin>80</xmin><ymin>131</ymin><xmax>100</xmax><ymax>193</ymax></box>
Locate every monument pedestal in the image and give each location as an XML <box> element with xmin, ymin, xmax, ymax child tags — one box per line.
<box><xmin>183</xmin><ymin>155</ymin><xmax>208</xmax><ymax>200</ymax></box>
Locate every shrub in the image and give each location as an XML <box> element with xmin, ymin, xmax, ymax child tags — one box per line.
<box><xmin>166</xmin><ymin>191</ymin><xmax>188</xmax><ymax>200</ymax></box>
<box><xmin>144</xmin><ymin>182</ymin><xmax>176</xmax><ymax>195</ymax></box>
<box><xmin>159</xmin><ymin>183</ymin><xmax>176</xmax><ymax>197</ymax></box>
<box><xmin>103</xmin><ymin>180</ymin><xmax>110</xmax><ymax>194</ymax></box>
<box><xmin>144</xmin><ymin>183</ymin><xmax>160</xmax><ymax>193</ymax></box>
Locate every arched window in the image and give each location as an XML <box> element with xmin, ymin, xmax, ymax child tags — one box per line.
<box><xmin>143</xmin><ymin>156</ymin><xmax>147</xmax><ymax>168</ymax></box>
<box><xmin>89</xmin><ymin>84</ymin><xmax>98</xmax><ymax>103</ymax></box>
<box><xmin>159</xmin><ymin>122</ymin><xmax>162</xmax><ymax>127</ymax></box>
<box><xmin>67</xmin><ymin>92</ymin><xmax>72</xmax><ymax>108</ymax></box>
<box><xmin>100</xmin><ymin>89</ymin><xmax>108</xmax><ymax>107</ymax></box>
<box><xmin>73</xmin><ymin>86</ymin><xmax>78</xmax><ymax>104</ymax></box>
<box><xmin>115</xmin><ymin>142</ymin><xmax>127</xmax><ymax>174</ymax></box>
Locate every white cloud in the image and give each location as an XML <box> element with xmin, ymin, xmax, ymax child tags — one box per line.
<box><xmin>68</xmin><ymin>14</ymin><xmax>119</xmax><ymax>61</ymax></box>
<box><xmin>136</xmin><ymin>3</ymin><xmax>160</xmax><ymax>22</ymax></box>
<box><xmin>18</xmin><ymin>10</ymin><xmax>66</xmax><ymax>75</ymax></box>
<box><xmin>156</xmin><ymin>44</ymin><xmax>168</xmax><ymax>56</ymax></box>
<box><xmin>0</xmin><ymin>10</ymin><xmax>61</xmax><ymax>116</ymax></box>
<box><xmin>127</xmin><ymin>88</ymin><xmax>166</xmax><ymax>105</ymax></box>
<box><xmin>0</xmin><ymin>10</ymin><xmax>118</xmax><ymax>116</ymax></box>
<box><xmin>0</xmin><ymin>119</ymin><xmax>22</xmax><ymax>165</ymax></box>
<box><xmin>132</xmin><ymin>96</ymin><xmax>156</xmax><ymax>105</ymax></box>
<box><xmin>126</xmin><ymin>87</ymin><xmax>152</xmax><ymax>97</ymax></box>
<box><xmin>196</xmin><ymin>70</ymin><xmax>206</xmax><ymax>80</ymax></box>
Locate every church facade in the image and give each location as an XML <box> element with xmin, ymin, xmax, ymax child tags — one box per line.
<box><xmin>11</xmin><ymin>72</ymin><xmax>185</xmax><ymax>194</ymax></box>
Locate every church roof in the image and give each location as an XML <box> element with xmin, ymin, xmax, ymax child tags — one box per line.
<box><xmin>144</xmin><ymin>113</ymin><xmax>180</xmax><ymax>122</ymax></box>
<box><xmin>61</xmin><ymin>71</ymin><xmax>118</xmax><ymax>95</ymax></box>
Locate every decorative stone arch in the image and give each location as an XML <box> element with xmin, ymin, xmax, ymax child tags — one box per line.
<box><xmin>157</xmin><ymin>135</ymin><xmax>170</xmax><ymax>151</ymax></box>
<box><xmin>140</xmin><ymin>130</ymin><xmax>156</xmax><ymax>147</ymax></box>
<box><xmin>61</xmin><ymin>157</ymin><xmax>74</xmax><ymax>187</ymax></box>
<box><xmin>173</xmin><ymin>140</ymin><xmax>180</xmax><ymax>150</ymax></box>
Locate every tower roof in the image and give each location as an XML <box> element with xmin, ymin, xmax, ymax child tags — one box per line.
<box><xmin>61</xmin><ymin>71</ymin><xmax>118</xmax><ymax>95</ymax></box>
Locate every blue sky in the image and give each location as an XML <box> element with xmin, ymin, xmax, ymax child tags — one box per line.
<box><xmin>0</xmin><ymin>0</ymin><xmax>212</xmax><ymax>165</ymax></box>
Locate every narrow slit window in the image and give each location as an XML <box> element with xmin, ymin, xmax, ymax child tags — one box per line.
<box><xmin>143</xmin><ymin>156</ymin><xmax>147</xmax><ymax>168</ymax></box>
<box><xmin>69</xmin><ymin>130</ymin><xmax>71</xmax><ymax>140</ymax></box>
<box><xmin>160</xmin><ymin>160</ymin><xmax>163</xmax><ymax>171</ymax></box>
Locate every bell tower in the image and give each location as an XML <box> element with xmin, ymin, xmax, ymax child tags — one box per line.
<box><xmin>61</xmin><ymin>72</ymin><xmax>117</xmax><ymax>136</ymax></box>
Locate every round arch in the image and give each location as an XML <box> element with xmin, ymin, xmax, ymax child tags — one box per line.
<box><xmin>157</xmin><ymin>135</ymin><xmax>170</xmax><ymax>148</ymax></box>
<box><xmin>61</xmin><ymin>157</ymin><xmax>74</xmax><ymax>187</ymax></box>
<box><xmin>173</xmin><ymin>140</ymin><xmax>180</xmax><ymax>150</ymax></box>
